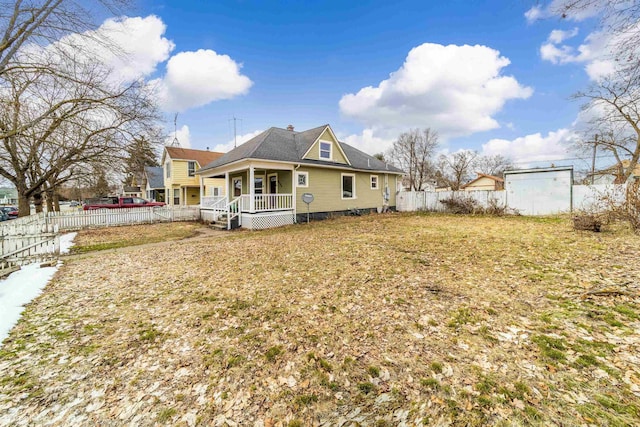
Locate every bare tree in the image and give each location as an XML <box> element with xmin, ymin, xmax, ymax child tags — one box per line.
<box><xmin>388</xmin><ymin>128</ymin><xmax>439</xmax><ymax>191</ymax></box>
<box><xmin>437</xmin><ymin>150</ymin><xmax>478</xmax><ymax>190</ymax></box>
<box><xmin>473</xmin><ymin>154</ymin><xmax>513</xmax><ymax>177</ymax></box>
<box><xmin>0</xmin><ymin>55</ymin><xmax>159</xmax><ymax>216</ymax></box>
<box><xmin>554</xmin><ymin>0</ymin><xmax>640</xmax><ymax>62</ymax></box>
<box><xmin>0</xmin><ymin>0</ymin><xmax>131</xmax><ymax>76</ymax></box>
<box><xmin>574</xmin><ymin>66</ymin><xmax>640</xmax><ymax>183</ymax></box>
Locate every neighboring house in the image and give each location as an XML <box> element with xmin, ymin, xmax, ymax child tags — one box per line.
<box><xmin>121</xmin><ymin>185</ymin><xmax>142</xmax><ymax>197</ymax></box>
<box><xmin>197</xmin><ymin>124</ymin><xmax>404</xmax><ymax>230</ymax></box>
<box><xmin>461</xmin><ymin>173</ymin><xmax>504</xmax><ymax>191</ymax></box>
<box><xmin>400</xmin><ymin>176</ymin><xmax>436</xmax><ymax>192</ymax></box>
<box><xmin>162</xmin><ymin>147</ymin><xmax>226</xmax><ymax>206</ymax></box>
<box><xmin>0</xmin><ymin>187</ymin><xmax>18</xmax><ymax>205</ymax></box>
<box><xmin>589</xmin><ymin>160</ymin><xmax>640</xmax><ymax>185</ymax></box>
<box><xmin>144</xmin><ymin>166</ymin><xmax>165</xmax><ymax>202</ymax></box>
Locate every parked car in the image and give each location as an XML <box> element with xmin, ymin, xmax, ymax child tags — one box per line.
<box><xmin>0</xmin><ymin>206</ymin><xmax>18</xmax><ymax>219</ymax></box>
<box><xmin>82</xmin><ymin>197</ymin><xmax>165</xmax><ymax>210</ymax></box>
<box><xmin>0</xmin><ymin>211</ymin><xmax>8</xmax><ymax>221</ymax></box>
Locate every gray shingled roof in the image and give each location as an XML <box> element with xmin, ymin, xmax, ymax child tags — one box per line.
<box><xmin>145</xmin><ymin>166</ymin><xmax>164</xmax><ymax>189</ymax></box>
<box><xmin>199</xmin><ymin>125</ymin><xmax>404</xmax><ymax>174</ymax></box>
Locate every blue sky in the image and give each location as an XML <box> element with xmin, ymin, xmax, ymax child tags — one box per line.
<box><xmin>104</xmin><ymin>0</ymin><xmax>611</xmax><ymax>167</ymax></box>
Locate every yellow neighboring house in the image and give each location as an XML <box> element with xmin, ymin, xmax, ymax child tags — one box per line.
<box><xmin>162</xmin><ymin>147</ymin><xmax>226</xmax><ymax>206</ymax></box>
<box><xmin>461</xmin><ymin>173</ymin><xmax>504</xmax><ymax>191</ymax></box>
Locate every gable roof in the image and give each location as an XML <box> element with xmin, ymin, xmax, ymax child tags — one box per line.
<box><xmin>144</xmin><ymin>166</ymin><xmax>164</xmax><ymax>189</ymax></box>
<box><xmin>198</xmin><ymin>125</ymin><xmax>404</xmax><ymax>174</ymax></box>
<box><xmin>164</xmin><ymin>147</ymin><xmax>224</xmax><ymax>167</ymax></box>
<box><xmin>461</xmin><ymin>173</ymin><xmax>504</xmax><ymax>189</ymax></box>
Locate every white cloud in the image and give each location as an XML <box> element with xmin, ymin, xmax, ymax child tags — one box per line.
<box><xmin>49</xmin><ymin>15</ymin><xmax>174</xmax><ymax>84</ymax></box>
<box><xmin>209</xmin><ymin>129</ymin><xmax>264</xmax><ymax>153</ymax></box>
<box><xmin>152</xmin><ymin>49</ymin><xmax>253</xmax><ymax>112</ymax></box>
<box><xmin>524</xmin><ymin>1</ymin><xmax>601</xmax><ymax>23</ymax></box>
<box><xmin>166</xmin><ymin>125</ymin><xmax>191</xmax><ymax>148</ymax></box>
<box><xmin>341</xmin><ymin>129</ymin><xmax>394</xmax><ymax>155</ymax></box>
<box><xmin>481</xmin><ymin>128</ymin><xmax>577</xmax><ymax>164</ymax></box>
<box><xmin>548</xmin><ymin>28</ymin><xmax>579</xmax><ymax>44</ymax></box>
<box><xmin>339</xmin><ymin>43</ymin><xmax>532</xmax><ymax>140</ymax></box>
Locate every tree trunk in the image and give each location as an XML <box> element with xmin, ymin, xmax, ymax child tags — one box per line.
<box><xmin>53</xmin><ymin>193</ymin><xmax>60</xmax><ymax>212</ymax></box>
<box><xmin>17</xmin><ymin>194</ymin><xmax>30</xmax><ymax>217</ymax></box>
<box><xmin>46</xmin><ymin>188</ymin><xmax>54</xmax><ymax>212</ymax></box>
<box><xmin>33</xmin><ymin>192</ymin><xmax>44</xmax><ymax>213</ymax></box>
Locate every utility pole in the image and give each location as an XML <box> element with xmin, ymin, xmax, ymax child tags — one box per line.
<box><xmin>591</xmin><ymin>134</ymin><xmax>598</xmax><ymax>185</ymax></box>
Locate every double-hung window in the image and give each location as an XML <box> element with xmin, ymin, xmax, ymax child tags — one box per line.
<box><xmin>370</xmin><ymin>175</ymin><xmax>379</xmax><ymax>189</ymax></box>
<box><xmin>319</xmin><ymin>141</ymin><xmax>332</xmax><ymax>160</ymax></box>
<box><xmin>342</xmin><ymin>174</ymin><xmax>355</xmax><ymax>199</ymax></box>
<box><xmin>188</xmin><ymin>161</ymin><xmax>196</xmax><ymax>177</ymax></box>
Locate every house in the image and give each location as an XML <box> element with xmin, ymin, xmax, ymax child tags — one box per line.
<box><xmin>0</xmin><ymin>187</ymin><xmax>18</xmax><ymax>205</ymax></box>
<box><xmin>121</xmin><ymin>185</ymin><xmax>142</xmax><ymax>197</ymax></box>
<box><xmin>461</xmin><ymin>173</ymin><xmax>504</xmax><ymax>191</ymax></box>
<box><xmin>197</xmin><ymin>124</ymin><xmax>404</xmax><ymax>230</ymax></box>
<box><xmin>162</xmin><ymin>147</ymin><xmax>226</xmax><ymax>206</ymax></box>
<box><xmin>144</xmin><ymin>166</ymin><xmax>165</xmax><ymax>202</ymax></box>
<box><xmin>589</xmin><ymin>160</ymin><xmax>640</xmax><ymax>185</ymax></box>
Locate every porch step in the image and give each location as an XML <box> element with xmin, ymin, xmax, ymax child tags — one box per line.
<box><xmin>210</xmin><ymin>220</ymin><xmax>228</xmax><ymax>230</ymax></box>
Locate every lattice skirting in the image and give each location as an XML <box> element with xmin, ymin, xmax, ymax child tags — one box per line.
<box><xmin>241</xmin><ymin>212</ymin><xmax>295</xmax><ymax>230</ymax></box>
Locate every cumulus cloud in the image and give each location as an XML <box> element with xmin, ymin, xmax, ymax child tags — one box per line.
<box><xmin>208</xmin><ymin>130</ymin><xmax>264</xmax><ymax>153</ymax></box>
<box><xmin>166</xmin><ymin>125</ymin><xmax>191</xmax><ymax>148</ymax></box>
<box><xmin>49</xmin><ymin>15</ymin><xmax>175</xmax><ymax>84</ymax></box>
<box><xmin>339</xmin><ymin>43</ymin><xmax>532</xmax><ymax>140</ymax></box>
<box><xmin>524</xmin><ymin>0</ymin><xmax>601</xmax><ymax>23</ymax></box>
<box><xmin>151</xmin><ymin>49</ymin><xmax>253</xmax><ymax>112</ymax></box>
<box><xmin>548</xmin><ymin>28</ymin><xmax>579</xmax><ymax>44</ymax></box>
<box><xmin>341</xmin><ymin>129</ymin><xmax>395</xmax><ymax>155</ymax></box>
<box><xmin>481</xmin><ymin>128</ymin><xmax>577</xmax><ymax>164</ymax></box>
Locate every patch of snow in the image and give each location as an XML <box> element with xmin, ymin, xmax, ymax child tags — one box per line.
<box><xmin>0</xmin><ymin>232</ymin><xmax>77</xmax><ymax>344</ymax></box>
<box><xmin>60</xmin><ymin>232</ymin><xmax>77</xmax><ymax>254</ymax></box>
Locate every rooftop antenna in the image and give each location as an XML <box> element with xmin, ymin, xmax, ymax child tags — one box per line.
<box><xmin>170</xmin><ymin>113</ymin><xmax>180</xmax><ymax>147</ymax></box>
<box><xmin>229</xmin><ymin>116</ymin><xmax>242</xmax><ymax>148</ymax></box>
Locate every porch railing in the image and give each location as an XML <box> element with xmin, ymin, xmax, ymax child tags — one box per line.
<box><xmin>201</xmin><ymin>196</ymin><xmax>227</xmax><ymax>208</ymax></box>
<box><xmin>227</xmin><ymin>197</ymin><xmax>241</xmax><ymax>229</ymax></box>
<box><xmin>252</xmin><ymin>194</ymin><xmax>293</xmax><ymax>212</ymax></box>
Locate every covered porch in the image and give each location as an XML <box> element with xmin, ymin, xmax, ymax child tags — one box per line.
<box><xmin>200</xmin><ymin>161</ymin><xmax>297</xmax><ymax>230</ymax></box>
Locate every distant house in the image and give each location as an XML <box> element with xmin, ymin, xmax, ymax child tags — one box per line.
<box><xmin>144</xmin><ymin>166</ymin><xmax>165</xmax><ymax>202</ymax></box>
<box><xmin>121</xmin><ymin>185</ymin><xmax>142</xmax><ymax>197</ymax></box>
<box><xmin>400</xmin><ymin>176</ymin><xmax>436</xmax><ymax>192</ymax></box>
<box><xmin>461</xmin><ymin>173</ymin><xmax>504</xmax><ymax>191</ymax></box>
<box><xmin>0</xmin><ymin>187</ymin><xmax>18</xmax><ymax>205</ymax></box>
<box><xmin>589</xmin><ymin>160</ymin><xmax>640</xmax><ymax>185</ymax></box>
<box><xmin>162</xmin><ymin>147</ymin><xmax>226</xmax><ymax>206</ymax></box>
<box><xmin>197</xmin><ymin>124</ymin><xmax>404</xmax><ymax>229</ymax></box>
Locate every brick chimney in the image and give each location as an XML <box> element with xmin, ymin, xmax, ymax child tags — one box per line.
<box><xmin>287</xmin><ymin>124</ymin><xmax>294</xmax><ymax>131</ymax></box>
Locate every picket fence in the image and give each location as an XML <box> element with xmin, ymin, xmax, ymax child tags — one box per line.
<box><xmin>0</xmin><ymin>222</ymin><xmax>60</xmax><ymax>268</ymax></box>
<box><xmin>0</xmin><ymin>206</ymin><xmax>200</xmax><ymax>273</ymax></box>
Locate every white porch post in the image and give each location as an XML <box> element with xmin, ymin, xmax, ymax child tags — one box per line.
<box><xmin>292</xmin><ymin>166</ymin><xmax>297</xmax><ymax>221</ymax></box>
<box><xmin>199</xmin><ymin>176</ymin><xmax>204</xmax><ymax>205</ymax></box>
<box><xmin>249</xmin><ymin>165</ymin><xmax>255</xmax><ymax>212</ymax></box>
<box><xmin>225</xmin><ymin>172</ymin><xmax>229</xmax><ymax>200</ymax></box>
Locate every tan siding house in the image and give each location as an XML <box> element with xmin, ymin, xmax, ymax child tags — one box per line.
<box><xmin>462</xmin><ymin>173</ymin><xmax>504</xmax><ymax>191</ymax></box>
<box><xmin>161</xmin><ymin>147</ymin><xmax>226</xmax><ymax>206</ymax></box>
<box><xmin>197</xmin><ymin>124</ymin><xmax>403</xmax><ymax>229</ymax></box>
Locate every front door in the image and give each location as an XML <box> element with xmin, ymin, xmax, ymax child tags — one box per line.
<box><xmin>233</xmin><ymin>177</ymin><xmax>242</xmax><ymax>197</ymax></box>
<box><xmin>269</xmin><ymin>174</ymin><xmax>277</xmax><ymax>194</ymax></box>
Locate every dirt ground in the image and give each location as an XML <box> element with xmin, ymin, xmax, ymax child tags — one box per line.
<box><xmin>0</xmin><ymin>213</ymin><xmax>639</xmax><ymax>426</ymax></box>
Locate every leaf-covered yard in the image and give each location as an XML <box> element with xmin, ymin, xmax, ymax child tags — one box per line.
<box><xmin>0</xmin><ymin>213</ymin><xmax>639</xmax><ymax>426</ymax></box>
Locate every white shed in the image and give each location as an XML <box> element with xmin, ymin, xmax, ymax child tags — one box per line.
<box><xmin>504</xmin><ymin>167</ymin><xmax>573</xmax><ymax>215</ymax></box>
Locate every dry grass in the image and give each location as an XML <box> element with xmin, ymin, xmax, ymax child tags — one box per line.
<box><xmin>1</xmin><ymin>213</ymin><xmax>639</xmax><ymax>426</ymax></box>
<box><xmin>68</xmin><ymin>221</ymin><xmax>205</xmax><ymax>254</ymax></box>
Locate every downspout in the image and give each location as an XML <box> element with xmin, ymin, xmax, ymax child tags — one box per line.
<box><xmin>293</xmin><ymin>164</ymin><xmax>301</xmax><ymax>223</ymax></box>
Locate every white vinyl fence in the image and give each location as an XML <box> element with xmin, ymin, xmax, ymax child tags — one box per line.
<box><xmin>397</xmin><ymin>184</ymin><xmax>629</xmax><ymax>215</ymax></box>
<box><xmin>43</xmin><ymin>206</ymin><xmax>200</xmax><ymax>231</ymax></box>
<box><xmin>0</xmin><ymin>222</ymin><xmax>60</xmax><ymax>268</ymax></box>
<box><xmin>397</xmin><ymin>190</ymin><xmax>506</xmax><ymax>212</ymax></box>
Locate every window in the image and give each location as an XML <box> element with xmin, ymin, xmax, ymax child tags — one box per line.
<box><xmin>296</xmin><ymin>171</ymin><xmax>309</xmax><ymax>187</ymax></box>
<box><xmin>319</xmin><ymin>141</ymin><xmax>332</xmax><ymax>160</ymax></box>
<box><xmin>233</xmin><ymin>178</ymin><xmax>242</xmax><ymax>197</ymax></box>
<box><xmin>370</xmin><ymin>175</ymin><xmax>379</xmax><ymax>189</ymax></box>
<box><xmin>342</xmin><ymin>174</ymin><xmax>355</xmax><ymax>199</ymax></box>
<box><xmin>173</xmin><ymin>189</ymin><xmax>180</xmax><ymax>205</ymax></box>
<box><xmin>132</xmin><ymin>197</ymin><xmax>146</xmax><ymax>205</ymax></box>
<box><xmin>254</xmin><ymin>176</ymin><xmax>264</xmax><ymax>194</ymax></box>
<box><xmin>210</xmin><ymin>187</ymin><xmax>222</xmax><ymax>197</ymax></box>
<box><xmin>188</xmin><ymin>161</ymin><xmax>196</xmax><ymax>177</ymax></box>
<box><xmin>165</xmin><ymin>162</ymin><xmax>171</xmax><ymax>178</ymax></box>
